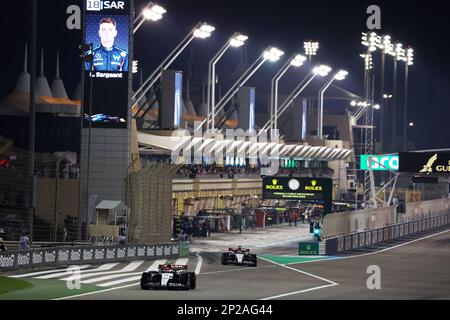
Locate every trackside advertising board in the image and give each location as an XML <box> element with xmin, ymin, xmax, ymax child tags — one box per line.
<box><xmin>360</xmin><ymin>154</ymin><xmax>399</xmax><ymax>171</ymax></box>
<box><xmin>399</xmin><ymin>152</ymin><xmax>450</xmax><ymax>174</ymax></box>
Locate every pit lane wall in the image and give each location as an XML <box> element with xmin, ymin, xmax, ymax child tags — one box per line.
<box><xmin>403</xmin><ymin>198</ymin><xmax>450</xmax><ymax>221</ymax></box>
<box><xmin>0</xmin><ymin>242</ymin><xmax>189</xmax><ymax>272</ymax></box>
<box><xmin>323</xmin><ymin>206</ymin><xmax>395</xmax><ymax>239</ymax></box>
<box><xmin>324</xmin><ymin>212</ymin><xmax>450</xmax><ymax>255</ymax></box>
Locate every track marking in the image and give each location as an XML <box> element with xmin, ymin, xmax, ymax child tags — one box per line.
<box><xmin>261</xmin><ymin>283</ymin><xmax>338</xmax><ymax>300</ymax></box>
<box><xmin>258</xmin><ymin>256</ymin><xmax>338</xmax><ymax>300</ymax></box>
<box><xmin>53</xmin><ymin>282</ymin><xmax>141</xmax><ymax>300</ymax></box>
<box><xmin>34</xmin><ymin>263</ymin><xmax>119</xmax><ymax>279</ymax></box>
<box><xmin>284</xmin><ymin>229</ymin><xmax>450</xmax><ymax>266</ymax></box>
<box><xmin>59</xmin><ymin>260</ymin><xmax>144</xmax><ymax>281</ymax></box>
<box><xmin>9</xmin><ymin>265</ymin><xmax>91</xmax><ymax>278</ymax></box>
<box><xmin>94</xmin><ymin>259</ymin><xmax>167</xmax><ymax>287</ymax></box>
<box><xmin>195</xmin><ymin>254</ymin><xmax>202</xmax><ymax>275</ymax></box>
<box><xmin>261</xmin><ymin>229</ymin><xmax>450</xmax><ymax>299</ymax></box>
<box><xmin>259</xmin><ymin>256</ymin><xmax>337</xmax><ymax>285</ymax></box>
<box><xmin>200</xmin><ymin>265</ymin><xmax>276</xmax><ymax>275</ymax></box>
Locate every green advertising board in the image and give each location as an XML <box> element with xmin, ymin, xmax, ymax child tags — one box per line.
<box><xmin>360</xmin><ymin>155</ymin><xmax>399</xmax><ymax>171</ymax></box>
<box><xmin>299</xmin><ymin>242</ymin><xmax>320</xmax><ymax>255</ymax></box>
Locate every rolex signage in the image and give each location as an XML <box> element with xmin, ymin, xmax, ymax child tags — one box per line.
<box><xmin>262</xmin><ymin>177</ymin><xmax>333</xmax><ymax>214</ymax></box>
<box><xmin>399</xmin><ymin>152</ymin><xmax>450</xmax><ymax>174</ymax></box>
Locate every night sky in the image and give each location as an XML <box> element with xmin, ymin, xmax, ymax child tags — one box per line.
<box><xmin>1</xmin><ymin>0</ymin><xmax>449</xmax><ymax>150</ymax></box>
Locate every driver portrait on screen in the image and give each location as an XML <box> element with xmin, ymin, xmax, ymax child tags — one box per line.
<box><xmin>86</xmin><ymin>17</ymin><xmax>128</xmax><ymax>72</ymax></box>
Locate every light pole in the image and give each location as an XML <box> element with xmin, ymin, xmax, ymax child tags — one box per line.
<box><xmin>132</xmin><ymin>22</ymin><xmax>215</xmax><ymax>111</ymax></box>
<box><xmin>207</xmin><ymin>33</ymin><xmax>248</xmax><ymax>130</ymax></box>
<box><xmin>133</xmin><ymin>2</ymin><xmax>167</xmax><ymax>34</ymax></box>
<box><xmin>382</xmin><ymin>93</ymin><xmax>392</xmax><ymax>148</ymax></box>
<box><xmin>303</xmin><ymin>41</ymin><xmax>319</xmax><ymax>135</ymax></box>
<box><xmin>270</xmin><ymin>54</ymin><xmax>307</xmax><ymax>135</ymax></box>
<box><xmin>403</xmin><ymin>47</ymin><xmax>414</xmax><ymax>151</ymax></box>
<box><xmin>203</xmin><ymin>47</ymin><xmax>285</xmax><ymax>129</ymax></box>
<box><xmin>380</xmin><ymin>35</ymin><xmax>394</xmax><ymax>152</ymax></box>
<box><xmin>392</xmin><ymin>43</ymin><xmax>405</xmax><ymax>152</ymax></box>
<box><xmin>260</xmin><ymin>65</ymin><xmax>332</xmax><ymax>133</ymax></box>
<box><xmin>317</xmin><ymin>70</ymin><xmax>348</xmax><ymax>139</ymax></box>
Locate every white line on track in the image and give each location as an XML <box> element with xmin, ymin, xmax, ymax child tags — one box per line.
<box><xmin>259</xmin><ymin>257</ymin><xmax>338</xmax><ymax>285</ymax></box>
<box><xmin>261</xmin><ymin>283</ymin><xmax>338</xmax><ymax>300</ymax></box>
<box><xmin>59</xmin><ymin>260</ymin><xmax>144</xmax><ymax>281</ymax></box>
<box><xmin>9</xmin><ymin>265</ymin><xmax>91</xmax><ymax>278</ymax></box>
<box><xmin>334</xmin><ymin>229</ymin><xmax>450</xmax><ymax>260</ymax></box>
<box><xmin>194</xmin><ymin>253</ymin><xmax>202</xmax><ymax>275</ymax></box>
<box><xmin>259</xmin><ymin>229</ymin><xmax>450</xmax><ymax>300</ymax></box>
<box><xmin>53</xmin><ymin>282</ymin><xmax>141</xmax><ymax>300</ymax></box>
<box><xmin>200</xmin><ymin>265</ymin><xmax>276</xmax><ymax>275</ymax></box>
<box><xmin>54</xmin><ymin>229</ymin><xmax>450</xmax><ymax>300</ymax></box>
<box><xmin>35</xmin><ymin>263</ymin><xmax>119</xmax><ymax>279</ymax></box>
<box><xmin>94</xmin><ymin>259</ymin><xmax>167</xmax><ymax>287</ymax></box>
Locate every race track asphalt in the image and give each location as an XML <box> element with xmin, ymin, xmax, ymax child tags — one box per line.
<box><xmin>61</xmin><ymin>227</ymin><xmax>450</xmax><ymax>300</ymax></box>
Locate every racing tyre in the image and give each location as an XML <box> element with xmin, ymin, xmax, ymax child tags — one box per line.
<box><xmin>250</xmin><ymin>255</ymin><xmax>257</xmax><ymax>267</ymax></box>
<box><xmin>140</xmin><ymin>272</ymin><xmax>151</xmax><ymax>290</ymax></box>
<box><xmin>189</xmin><ymin>272</ymin><xmax>197</xmax><ymax>289</ymax></box>
<box><xmin>183</xmin><ymin>273</ymin><xmax>191</xmax><ymax>291</ymax></box>
<box><xmin>221</xmin><ymin>253</ymin><xmax>228</xmax><ymax>265</ymax></box>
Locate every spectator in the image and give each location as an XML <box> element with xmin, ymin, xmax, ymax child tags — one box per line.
<box><xmin>0</xmin><ymin>238</ymin><xmax>6</xmax><ymax>251</ymax></box>
<box><xmin>118</xmin><ymin>234</ymin><xmax>126</xmax><ymax>244</ymax></box>
<box><xmin>19</xmin><ymin>232</ymin><xmax>30</xmax><ymax>250</ymax></box>
<box><xmin>267</xmin><ymin>215</ymin><xmax>273</xmax><ymax>227</ymax></box>
<box><xmin>63</xmin><ymin>227</ymin><xmax>68</xmax><ymax>242</ymax></box>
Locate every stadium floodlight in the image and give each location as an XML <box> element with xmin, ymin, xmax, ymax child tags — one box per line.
<box><xmin>350</xmin><ymin>100</ymin><xmax>358</xmax><ymax>107</ymax></box>
<box><xmin>194</xmin><ymin>23</ymin><xmax>215</xmax><ymax>38</ymax></box>
<box><xmin>362</xmin><ymin>32</ymin><xmax>381</xmax><ymax>52</ymax></box>
<box><xmin>264</xmin><ymin>47</ymin><xmax>285</xmax><ymax>62</ymax></box>
<box><xmin>373</xmin><ymin>104</ymin><xmax>381</xmax><ymax>110</ymax></box>
<box><xmin>260</xmin><ymin>64</ymin><xmax>331</xmax><ymax>134</ymax></box>
<box><xmin>406</xmin><ymin>47</ymin><xmax>414</xmax><ymax>66</ymax></box>
<box><xmin>132</xmin><ymin>22</ymin><xmax>215</xmax><ymax>112</ymax></box>
<box><xmin>207</xmin><ymin>32</ymin><xmax>249</xmax><ymax>129</ymax></box>
<box><xmin>229</xmin><ymin>33</ymin><xmax>248</xmax><ymax>47</ymax></box>
<box><xmin>334</xmin><ymin>70</ymin><xmax>348</xmax><ymax>81</ymax></box>
<box><xmin>203</xmin><ymin>46</ymin><xmax>283</xmax><ymax>129</ymax></box>
<box><xmin>395</xmin><ymin>42</ymin><xmax>406</xmax><ymax>61</ymax></box>
<box><xmin>304</xmin><ymin>41</ymin><xmax>319</xmax><ymax>61</ymax></box>
<box><xmin>134</xmin><ymin>2</ymin><xmax>167</xmax><ymax>33</ymax></box>
<box><xmin>317</xmin><ymin>69</ymin><xmax>348</xmax><ymax>138</ymax></box>
<box><xmin>270</xmin><ymin>53</ymin><xmax>307</xmax><ymax>133</ymax></box>
<box><xmin>313</xmin><ymin>65</ymin><xmax>332</xmax><ymax>77</ymax></box>
<box><xmin>143</xmin><ymin>4</ymin><xmax>166</xmax><ymax>21</ymax></box>
<box><xmin>290</xmin><ymin>54</ymin><xmax>307</xmax><ymax>67</ymax></box>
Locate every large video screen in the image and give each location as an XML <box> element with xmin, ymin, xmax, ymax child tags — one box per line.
<box><xmin>262</xmin><ymin>176</ymin><xmax>333</xmax><ymax>214</ymax></box>
<box><xmin>83</xmin><ymin>0</ymin><xmax>131</xmax><ymax>129</ymax></box>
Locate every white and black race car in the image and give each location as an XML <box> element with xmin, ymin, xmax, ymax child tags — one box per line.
<box><xmin>140</xmin><ymin>263</ymin><xmax>196</xmax><ymax>290</ymax></box>
<box><xmin>221</xmin><ymin>246</ymin><xmax>257</xmax><ymax>267</ymax></box>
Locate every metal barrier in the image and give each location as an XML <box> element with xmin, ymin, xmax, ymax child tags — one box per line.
<box><xmin>325</xmin><ymin>213</ymin><xmax>450</xmax><ymax>255</ymax></box>
<box><xmin>0</xmin><ymin>242</ymin><xmax>190</xmax><ymax>272</ymax></box>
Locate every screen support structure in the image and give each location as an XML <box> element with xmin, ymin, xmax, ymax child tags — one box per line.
<box><xmin>368</xmin><ymin>154</ymin><xmax>399</xmax><ymax>209</ymax></box>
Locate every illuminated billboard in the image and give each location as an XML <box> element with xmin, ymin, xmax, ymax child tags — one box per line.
<box><xmin>83</xmin><ymin>0</ymin><xmax>131</xmax><ymax>128</ymax></box>
<box><xmin>399</xmin><ymin>152</ymin><xmax>450</xmax><ymax>174</ymax></box>
<box><xmin>262</xmin><ymin>177</ymin><xmax>333</xmax><ymax>214</ymax></box>
<box><xmin>360</xmin><ymin>154</ymin><xmax>399</xmax><ymax>171</ymax></box>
